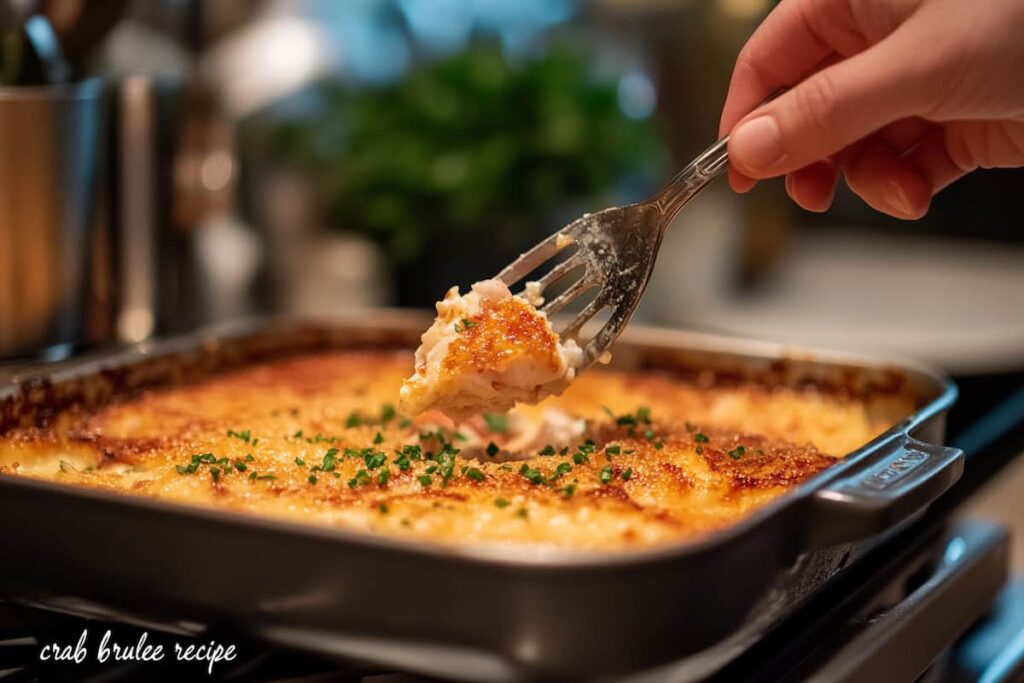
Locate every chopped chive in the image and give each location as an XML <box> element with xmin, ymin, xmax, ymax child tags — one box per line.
<box><xmin>234</xmin><ymin>460</ymin><xmax>247</xmax><ymax>472</ymax></box>
<box><xmin>379</xmin><ymin>503</ymin><xmax>389</xmax><ymax>514</ymax></box>
<box><xmin>373</xmin><ymin>431</ymin><xmax>384</xmax><ymax>445</ymax></box>
<box><xmin>599</xmin><ymin>466</ymin><xmax>614</xmax><ymax>484</ymax></box>
<box><xmin>605</xmin><ymin>445</ymin><xmax>621</xmax><ymax>456</ymax></box>
<box><xmin>380</xmin><ymin>403</ymin><xmax>396</xmax><ymax>425</ymax></box>
<box><xmin>728</xmin><ymin>446</ymin><xmax>746</xmax><ymax>460</ymax></box>
<box><xmin>295</xmin><ymin>457</ymin><xmax>305</xmax><ymax>467</ymax></box>
<box><xmin>418</xmin><ymin>474</ymin><xmax>433</xmax><ymax>487</ymax></box>
<box><xmin>244</xmin><ymin>453</ymin><xmax>255</xmax><ymax>462</ymax></box>
<box><xmin>695</xmin><ymin>432</ymin><xmax>709</xmax><ymax>443</ymax></box>
<box><xmin>308</xmin><ymin>474</ymin><xmax>318</xmax><ymax>485</ymax></box>
<box><xmin>486</xmin><ymin>442</ymin><xmax>500</xmax><ymax>457</ymax></box>
<box><xmin>495</xmin><ymin>498</ymin><xmax>511</xmax><ymax>508</ymax></box>
<box><xmin>538</xmin><ymin>445</ymin><xmax>556</xmax><ymax>456</ymax></box>
<box><xmin>345</xmin><ymin>412</ymin><xmax>362</xmax><ymax>428</ymax></box>
<box><xmin>465</xmin><ymin>468</ymin><xmax>485</xmax><ymax>482</ymax></box>
<box><xmin>483</xmin><ymin>413</ymin><xmax>508</xmax><ymax>434</ymax></box>
<box><xmin>378</xmin><ymin>469</ymin><xmax>390</xmax><ymax>485</ymax></box>
<box><xmin>621</xmin><ymin>468</ymin><xmax>633</xmax><ymax>481</ymax></box>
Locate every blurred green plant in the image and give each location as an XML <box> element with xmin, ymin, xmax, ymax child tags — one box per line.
<box><xmin>271</xmin><ymin>43</ymin><xmax>665</xmax><ymax>263</ymax></box>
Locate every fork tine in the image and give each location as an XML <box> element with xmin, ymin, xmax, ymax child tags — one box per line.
<box><xmin>533</xmin><ymin>253</ymin><xmax>584</xmax><ymax>292</ymax></box>
<box><xmin>560</xmin><ymin>297</ymin><xmax>605</xmax><ymax>339</ymax></box>
<box><xmin>542</xmin><ymin>275</ymin><xmax>595</xmax><ymax>317</ymax></box>
<box><xmin>495</xmin><ymin>233</ymin><xmax>564</xmax><ymax>286</ymax></box>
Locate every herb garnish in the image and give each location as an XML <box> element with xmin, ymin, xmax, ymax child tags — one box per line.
<box><xmin>483</xmin><ymin>413</ymin><xmax>508</xmax><ymax>433</ymax></box>
<box><xmin>486</xmin><ymin>442</ymin><xmax>500</xmax><ymax>457</ymax></box>
<box><xmin>519</xmin><ymin>464</ymin><xmax>545</xmax><ymax>485</ymax></box>
<box><xmin>348</xmin><ymin>469</ymin><xmax>371</xmax><ymax>488</ymax></box>
<box><xmin>621</xmin><ymin>468</ymin><xmax>633</xmax><ymax>481</ymax></box>
<box><xmin>495</xmin><ymin>498</ymin><xmax>511</xmax><ymax>508</ymax></box>
<box><xmin>728</xmin><ymin>446</ymin><xmax>746</xmax><ymax>460</ymax></box>
<box><xmin>557</xmin><ymin>482</ymin><xmax>577</xmax><ymax>499</ymax></box>
<box><xmin>373</xmin><ymin>431</ymin><xmax>384</xmax><ymax>445</ymax></box>
<box><xmin>695</xmin><ymin>432</ymin><xmax>709</xmax><ymax>443</ymax></box>
<box><xmin>345</xmin><ymin>412</ymin><xmax>362</xmax><ymax>428</ymax></box>
<box><xmin>226</xmin><ymin>429</ymin><xmax>251</xmax><ymax>443</ymax></box>
<box><xmin>308</xmin><ymin>474</ymin><xmax>318</xmax><ymax>485</ymax></box>
<box><xmin>453</xmin><ymin>318</ymin><xmax>476</xmax><ymax>333</ymax></box>
<box><xmin>538</xmin><ymin>445</ymin><xmax>556</xmax><ymax>456</ymax></box>
<box><xmin>465</xmin><ymin>468</ymin><xmax>485</xmax><ymax>482</ymax></box>
<box><xmin>418</xmin><ymin>474</ymin><xmax>433</xmax><ymax>487</ymax></box>
<box><xmin>599</xmin><ymin>466</ymin><xmax>614</xmax><ymax>484</ymax></box>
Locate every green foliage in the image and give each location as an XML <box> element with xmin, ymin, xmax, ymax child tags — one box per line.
<box><xmin>272</xmin><ymin>43</ymin><xmax>664</xmax><ymax>263</ymax></box>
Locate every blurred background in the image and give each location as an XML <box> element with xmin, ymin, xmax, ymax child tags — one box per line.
<box><xmin>3</xmin><ymin>0</ymin><xmax>1022</xmax><ymax>369</ymax></box>
<box><xmin>1</xmin><ymin>0</ymin><xmax>1022</xmax><ymax>560</ymax></box>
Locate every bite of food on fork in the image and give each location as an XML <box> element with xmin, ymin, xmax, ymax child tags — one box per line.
<box><xmin>399</xmin><ymin>278</ymin><xmax>583</xmax><ymax>422</ymax></box>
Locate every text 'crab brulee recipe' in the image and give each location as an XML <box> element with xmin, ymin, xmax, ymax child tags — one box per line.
<box><xmin>37</xmin><ymin>629</ymin><xmax>237</xmax><ymax>674</ymax></box>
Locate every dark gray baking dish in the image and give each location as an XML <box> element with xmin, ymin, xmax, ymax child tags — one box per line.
<box><xmin>0</xmin><ymin>314</ymin><xmax>963</xmax><ymax>681</ymax></box>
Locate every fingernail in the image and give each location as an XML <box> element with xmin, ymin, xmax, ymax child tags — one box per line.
<box><xmin>887</xmin><ymin>182</ymin><xmax>913</xmax><ymax>216</ymax></box>
<box><xmin>731</xmin><ymin>116</ymin><xmax>785</xmax><ymax>171</ymax></box>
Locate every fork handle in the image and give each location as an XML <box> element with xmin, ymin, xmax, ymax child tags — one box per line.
<box><xmin>649</xmin><ymin>136</ymin><xmax>730</xmax><ymax>224</ymax></box>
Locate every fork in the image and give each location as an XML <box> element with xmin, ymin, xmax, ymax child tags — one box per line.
<box><xmin>495</xmin><ymin>136</ymin><xmax>731</xmax><ymax>370</ymax></box>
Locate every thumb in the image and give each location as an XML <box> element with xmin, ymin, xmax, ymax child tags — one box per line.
<box><xmin>728</xmin><ymin>30</ymin><xmax>937</xmax><ymax>178</ymax></box>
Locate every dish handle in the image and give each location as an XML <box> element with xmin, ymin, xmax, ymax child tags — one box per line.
<box><xmin>803</xmin><ymin>434</ymin><xmax>964</xmax><ymax>549</ymax></box>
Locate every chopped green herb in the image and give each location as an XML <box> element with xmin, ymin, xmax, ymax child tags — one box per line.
<box><xmin>378</xmin><ymin>469</ymin><xmax>390</xmax><ymax>485</ymax></box>
<box><xmin>654</xmin><ymin>442</ymin><xmax>664</xmax><ymax>450</ymax></box>
<box><xmin>519</xmin><ymin>464</ymin><xmax>545</xmax><ymax>485</ymax></box>
<box><xmin>226</xmin><ymin>429</ymin><xmax>251</xmax><ymax>443</ymax></box>
<box><xmin>624</xmin><ymin>449</ymin><xmax>636</xmax><ymax>455</ymax></box>
<box><xmin>210</xmin><ymin>467</ymin><xmax>221</xmax><ymax>482</ymax></box>
<box><xmin>728</xmin><ymin>446</ymin><xmax>746</xmax><ymax>460</ymax></box>
<box><xmin>695</xmin><ymin>432</ymin><xmax>709</xmax><ymax>443</ymax></box>
<box><xmin>256</xmin><ymin>474</ymin><xmax>276</xmax><ymax>481</ymax></box>
<box><xmin>495</xmin><ymin>498</ymin><xmax>511</xmax><ymax>508</ymax></box>
<box><xmin>599</xmin><ymin>466</ymin><xmax>614</xmax><ymax>484</ymax></box>
<box><xmin>248</xmin><ymin>471</ymin><xmax>257</xmax><ymax>480</ymax></box>
<box><xmin>308</xmin><ymin>474</ymin><xmax>318</xmax><ymax>485</ymax></box>
<box><xmin>538</xmin><ymin>445</ymin><xmax>556</xmax><ymax>456</ymax></box>
<box><xmin>364</xmin><ymin>451</ymin><xmax>387</xmax><ymax>470</ymax></box>
<box><xmin>399</xmin><ymin>417</ymin><xmax>412</xmax><ymax>429</ymax></box>
<box><xmin>486</xmin><ymin>442</ymin><xmax>500</xmax><ymax>457</ymax></box>
<box><xmin>418</xmin><ymin>474</ymin><xmax>433</xmax><ymax>487</ymax></box>
<box><xmin>465</xmin><ymin>468</ymin><xmax>485</xmax><ymax>482</ymax></box>
<box><xmin>483</xmin><ymin>413</ymin><xmax>508</xmax><ymax>433</ymax></box>
<box><xmin>605</xmin><ymin>446</ymin><xmax>621</xmax><ymax>456</ymax></box>
<box><xmin>345</xmin><ymin>412</ymin><xmax>362</xmax><ymax>428</ymax></box>
<box><xmin>244</xmin><ymin>454</ymin><xmax>255</xmax><ymax>462</ymax></box>
<box><xmin>348</xmin><ymin>469</ymin><xmax>371</xmax><ymax>488</ymax></box>
<box><xmin>516</xmin><ymin>508</ymin><xmax>529</xmax><ymax>519</ymax></box>
<box><xmin>621</xmin><ymin>468</ymin><xmax>633</xmax><ymax>481</ymax></box>
<box><xmin>380</xmin><ymin>403</ymin><xmax>396</xmax><ymax>425</ymax></box>
<box><xmin>602</xmin><ymin>405</ymin><xmax>616</xmax><ymax>419</ymax></box>
<box><xmin>234</xmin><ymin>460</ymin><xmax>247</xmax><ymax>472</ymax></box>
<box><xmin>454</xmin><ymin>318</ymin><xmax>476</xmax><ymax>333</ymax></box>
<box><xmin>572</xmin><ymin>452</ymin><xmax>590</xmax><ymax>465</ymax></box>
<box><xmin>322</xmin><ymin>447</ymin><xmax>340</xmax><ymax>472</ymax></box>
<box><xmin>379</xmin><ymin>503</ymin><xmax>389</xmax><ymax>514</ymax></box>
<box><xmin>293</xmin><ymin>429</ymin><xmax>304</xmax><ymax>439</ymax></box>
<box><xmin>643</xmin><ymin>429</ymin><xmax>656</xmax><ymax>441</ymax></box>
<box><xmin>373</xmin><ymin>431</ymin><xmax>384</xmax><ymax>445</ymax></box>
<box><xmin>557</xmin><ymin>482</ymin><xmax>577</xmax><ymax>499</ymax></box>
<box><xmin>499</xmin><ymin>464</ymin><xmax>513</xmax><ymax>472</ymax></box>
<box><xmin>550</xmin><ymin>462</ymin><xmax>573</xmax><ymax>482</ymax></box>
<box><xmin>175</xmin><ymin>464</ymin><xmax>192</xmax><ymax>475</ymax></box>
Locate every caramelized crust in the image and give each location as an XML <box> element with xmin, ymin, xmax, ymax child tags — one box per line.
<box><xmin>0</xmin><ymin>352</ymin><xmax>898</xmax><ymax>552</ymax></box>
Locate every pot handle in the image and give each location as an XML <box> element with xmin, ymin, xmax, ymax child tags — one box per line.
<box><xmin>803</xmin><ymin>433</ymin><xmax>964</xmax><ymax>549</ymax></box>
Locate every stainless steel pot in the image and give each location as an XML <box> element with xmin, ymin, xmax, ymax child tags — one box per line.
<box><xmin>0</xmin><ymin>78</ymin><xmax>111</xmax><ymax>358</ymax></box>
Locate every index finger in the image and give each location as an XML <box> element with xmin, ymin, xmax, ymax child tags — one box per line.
<box><xmin>719</xmin><ymin>0</ymin><xmax>902</xmax><ymax>136</ymax></box>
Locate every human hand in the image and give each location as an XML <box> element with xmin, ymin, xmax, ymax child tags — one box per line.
<box><xmin>720</xmin><ymin>0</ymin><xmax>1024</xmax><ymax>219</ymax></box>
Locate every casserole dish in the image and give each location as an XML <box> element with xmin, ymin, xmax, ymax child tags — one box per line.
<box><xmin>0</xmin><ymin>313</ymin><xmax>962</xmax><ymax>680</ymax></box>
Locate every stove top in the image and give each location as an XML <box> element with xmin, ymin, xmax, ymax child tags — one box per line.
<box><xmin>1</xmin><ymin>520</ymin><xmax>1020</xmax><ymax>682</ymax></box>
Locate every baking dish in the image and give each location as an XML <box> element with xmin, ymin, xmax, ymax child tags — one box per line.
<box><xmin>0</xmin><ymin>313</ymin><xmax>962</xmax><ymax>680</ymax></box>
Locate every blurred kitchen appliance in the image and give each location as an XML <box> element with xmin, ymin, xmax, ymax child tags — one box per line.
<box><xmin>0</xmin><ymin>74</ymin><xmax>207</xmax><ymax>361</ymax></box>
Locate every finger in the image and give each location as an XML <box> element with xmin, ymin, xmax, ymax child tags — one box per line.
<box><xmin>719</xmin><ymin>0</ymin><xmax>872</xmax><ymax>137</ymax></box>
<box><xmin>785</xmin><ymin>160</ymin><xmax>840</xmax><ymax>212</ymax></box>
<box><xmin>904</xmin><ymin>127</ymin><xmax>967</xmax><ymax>192</ymax></box>
<box><xmin>729</xmin><ymin>167</ymin><xmax>758</xmax><ymax>193</ymax></box>
<box><xmin>728</xmin><ymin>26</ymin><xmax>940</xmax><ymax>179</ymax></box>
<box><xmin>843</xmin><ymin>140</ymin><xmax>932</xmax><ymax>219</ymax></box>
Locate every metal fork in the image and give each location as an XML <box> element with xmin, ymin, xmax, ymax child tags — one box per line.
<box><xmin>495</xmin><ymin>136</ymin><xmax>731</xmax><ymax>370</ymax></box>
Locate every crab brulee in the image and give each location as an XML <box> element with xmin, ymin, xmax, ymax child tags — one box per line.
<box><xmin>399</xmin><ymin>279</ymin><xmax>582</xmax><ymax>421</ymax></box>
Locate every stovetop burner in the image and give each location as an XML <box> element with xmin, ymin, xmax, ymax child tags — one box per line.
<box><xmin>1</xmin><ymin>520</ymin><xmax>1020</xmax><ymax>682</ymax></box>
